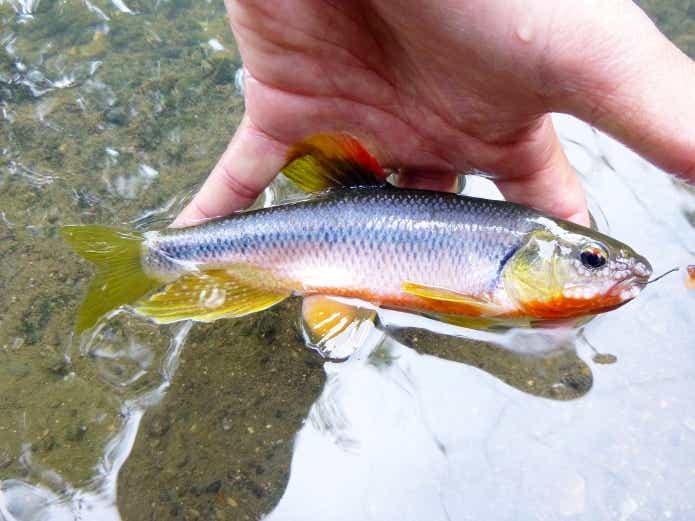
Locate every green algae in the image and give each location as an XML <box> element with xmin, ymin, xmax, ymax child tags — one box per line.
<box><xmin>0</xmin><ymin>0</ymin><xmax>241</xmax><ymax>487</ymax></box>
<box><xmin>637</xmin><ymin>0</ymin><xmax>695</xmax><ymax>58</ymax></box>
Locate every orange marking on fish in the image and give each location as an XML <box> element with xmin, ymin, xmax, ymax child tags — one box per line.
<box><xmin>520</xmin><ymin>295</ymin><xmax>625</xmax><ymax>320</ymax></box>
<box><xmin>302</xmin><ymin>287</ymin><xmax>502</xmax><ymax>318</ymax></box>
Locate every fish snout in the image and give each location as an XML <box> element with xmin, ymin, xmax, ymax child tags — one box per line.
<box><xmin>606</xmin><ymin>254</ymin><xmax>652</xmax><ymax>301</ymax></box>
<box><xmin>632</xmin><ymin>255</ymin><xmax>652</xmax><ymax>283</ymax></box>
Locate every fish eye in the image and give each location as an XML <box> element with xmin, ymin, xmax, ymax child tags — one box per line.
<box><xmin>580</xmin><ymin>245</ymin><xmax>607</xmax><ymax>269</ymax></box>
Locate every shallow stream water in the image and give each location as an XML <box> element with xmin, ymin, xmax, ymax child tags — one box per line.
<box><xmin>0</xmin><ymin>1</ymin><xmax>694</xmax><ymax>520</ymax></box>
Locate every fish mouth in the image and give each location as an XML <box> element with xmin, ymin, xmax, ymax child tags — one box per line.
<box><xmin>608</xmin><ymin>275</ymin><xmax>647</xmax><ymax>301</ymax></box>
<box><xmin>607</xmin><ymin>256</ymin><xmax>652</xmax><ymax>301</ymax></box>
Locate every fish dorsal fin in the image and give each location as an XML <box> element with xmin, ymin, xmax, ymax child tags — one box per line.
<box><xmin>135</xmin><ymin>270</ymin><xmax>290</xmax><ymax>324</ymax></box>
<box><xmin>402</xmin><ymin>281</ymin><xmax>505</xmax><ymax>316</ymax></box>
<box><xmin>282</xmin><ymin>133</ymin><xmax>387</xmax><ymax>192</ymax></box>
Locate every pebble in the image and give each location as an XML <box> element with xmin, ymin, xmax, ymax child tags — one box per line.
<box><xmin>592</xmin><ymin>353</ymin><xmax>617</xmax><ymax>365</ymax></box>
<box><xmin>147</xmin><ymin>414</ymin><xmax>170</xmax><ymax>437</ymax></box>
<box><xmin>204</xmin><ymin>480</ymin><xmax>221</xmax><ymax>494</ymax></box>
<box><xmin>65</xmin><ymin>424</ymin><xmax>87</xmax><ymax>442</ymax></box>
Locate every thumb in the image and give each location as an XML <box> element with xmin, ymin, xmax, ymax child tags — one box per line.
<box><xmin>172</xmin><ymin>116</ymin><xmax>286</xmax><ymax>227</ymax></box>
<box><xmin>556</xmin><ymin>3</ymin><xmax>695</xmax><ymax>181</ymax></box>
<box><xmin>484</xmin><ymin>116</ymin><xmax>590</xmax><ymax>226</ymax></box>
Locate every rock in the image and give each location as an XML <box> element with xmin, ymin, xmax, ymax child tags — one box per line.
<box><xmin>104</xmin><ymin>106</ymin><xmax>127</xmax><ymax>126</ymax></box>
<box><xmin>146</xmin><ymin>414</ymin><xmax>170</xmax><ymax>438</ymax></box>
<box><xmin>65</xmin><ymin>424</ymin><xmax>88</xmax><ymax>442</ymax></box>
<box><xmin>204</xmin><ymin>480</ymin><xmax>221</xmax><ymax>494</ymax></box>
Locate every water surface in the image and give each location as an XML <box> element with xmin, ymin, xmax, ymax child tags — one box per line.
<box><xmin>0</xmin><ymin>1</ymin><xmax>694</xmax><ymax>520</ymax></box>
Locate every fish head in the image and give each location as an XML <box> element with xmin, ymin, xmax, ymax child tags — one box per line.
<box><xmin>502</xmin><ymin>223</ymin><xmax>652</xmax><ymax>320</ymax></box>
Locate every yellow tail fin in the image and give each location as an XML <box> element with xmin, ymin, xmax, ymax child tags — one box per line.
<box><xmin>61</xmin><ymin>225</ymin><xmax>159</xmax><ymax>333</ymax></box>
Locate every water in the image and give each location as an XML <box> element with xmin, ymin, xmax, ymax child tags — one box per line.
<box><xmin>0</xmin><ymin>1</ymin><xmax>694</xmax><ymax>520</ymax></box>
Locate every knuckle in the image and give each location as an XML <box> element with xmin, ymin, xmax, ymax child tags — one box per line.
<box><xmin>216</xmin><ymin>163</ymin><xmax>263</xmax><ymax>204</ymax></box>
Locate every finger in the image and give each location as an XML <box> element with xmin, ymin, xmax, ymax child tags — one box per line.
<box><xmin>491</xmin><ymin>116</ymin><xmax>590</xmax><ymax>226</ymax></box>
<box><xmin>394</xmin><ymin>170</ymin><xmax>460</xmax><ymax>192</ymax></box>
<box><xmin>172</xmin><ymin>115</ymin><xmax>286</xmax><ymax>227</ymax></box>
<box><xmin>554</xmin><ymin>3</ymin><xmax>695</xmax><ymax>181</ymax></box>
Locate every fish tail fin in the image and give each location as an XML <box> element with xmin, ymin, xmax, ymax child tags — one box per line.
<box><xmin>61</xmin><ymin>225</ymin><xmax>159</xmax><ymax>333</ymax></box>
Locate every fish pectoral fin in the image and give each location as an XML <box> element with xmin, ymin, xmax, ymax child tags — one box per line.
<box><xmin>402</xmin><ymin>281</ymin><xmax>504</xmax><ymax>316</ymax></box>
<box><xmin>301</xmin><ymin>295</ymin><xmax>377</xmax><ymax>359</ymax></box>
<box><xmin>135</xmin><ymin>270</ymin><xmax>290</xmax><ymax>324</ymax></box>
<box><xmin>282</xmin><ymin>133</ymin><xmax>388</xmax><ymax>192</ymax></box>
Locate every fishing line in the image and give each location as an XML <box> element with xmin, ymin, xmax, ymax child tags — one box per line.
<box><xmin>638</xmin><ymin>267</ymin><xmax>679</xmax><ymax>285</ymax></box>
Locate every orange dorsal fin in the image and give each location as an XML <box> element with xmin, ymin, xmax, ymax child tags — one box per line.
<box><xmin>282</xmin><ymin>133</ymin><xmax>387</xmax><ymax>192</ymax></box>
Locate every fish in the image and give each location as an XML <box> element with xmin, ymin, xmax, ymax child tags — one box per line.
<box><xmin>62</xmin><ymin>133</ymin><xmax>653</xmax><ymax>339</ymax></box>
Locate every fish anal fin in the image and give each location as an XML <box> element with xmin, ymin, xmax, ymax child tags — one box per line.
<box><xmin>402</xmin><ymin>281</ymin><xmax>505</xmax><ymax>316</ymax></box>
<box><xmin>136</xmin><ymin>270</ymin><xmax>290</xmax><ymax>324</ymax></box>
<box><xmin>283</xmin><ymin>133</ymin><xmax>386</xmax><ymax>192</ymax></box>
<box><xmin>301</xmin><ymin>295</ymin><xmax>377</xmax><ymax>360</ymax></box>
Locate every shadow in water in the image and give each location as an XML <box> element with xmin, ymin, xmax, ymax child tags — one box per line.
<box><xmin>117</xmin><ymin>299</ymin><xmax>326</xmax><ymax>520</ymax></box>
<box><xmin>118</xmin><ymin>303</ymin><xmax>592</xmax><ymax>520</ymax></box>
<box><xmin>386</xmin><ymin>325</ymin><xmax>593</xmax><ymax>401</ymax></box>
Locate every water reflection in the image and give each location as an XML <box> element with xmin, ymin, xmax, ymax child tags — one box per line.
<box><xmin>0</xmin><ymin>1</ymin><xmax>694</xmax><ymax>520</ymax></box>
<box><xmin>388</xmin><ymin>326</ymin><xmax>592</xmax><ymax>401</ymax></box>
<box><xmin>117</xmin><ymin>302</ymin><xmax>326</xmax><ymax>520</ymax></box>
<box><xmin>114</xmin><ymin>301</ymin><xmax>596</xmax><ymax>519</ymax></box>
<box><xmin>81</xmin><ymin>310</ymin><xmax>186</xmax><ymax>396</ymax></box>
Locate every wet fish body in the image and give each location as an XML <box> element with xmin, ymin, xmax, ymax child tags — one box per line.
<box><xmin>63</xmin><ymin>133</ymin><xmax>652</xmax><ymax>333</ymax></box>
<box><xmin>144</xmin><ymin>188</ymin><xmax>538</xmax><ymax>312</ymax></box>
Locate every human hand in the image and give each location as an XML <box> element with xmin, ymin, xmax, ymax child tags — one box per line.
<box><xmin>174</xmin><ymin>0</ymin><xmax>695</xmax><ymax>228</ymax></box>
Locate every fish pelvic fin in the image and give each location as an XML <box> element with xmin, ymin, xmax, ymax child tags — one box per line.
<box><xmin>301</xmin><ymin>295</ymin><xmax>377</xmax><ymax>359</ymax></box>
<box><xmin>135</xmin><ymin>270</ymin><xmax>290</xmax><ymax>324</ymax></box>
<box><xmin>62</xmin><ymin>225</ymin><xmax>159</xmax><ymax>333</ymax></box>
<box><xmin>282</xmin><ymin>133</ymin><xmax>387</xmax><ymax>192</ymax></box>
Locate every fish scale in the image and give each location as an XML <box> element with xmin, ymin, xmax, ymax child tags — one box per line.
<box><xmin>145</xmin><ymin>188</ymin><xmax>540</xmax><ymax>299</ymax></box>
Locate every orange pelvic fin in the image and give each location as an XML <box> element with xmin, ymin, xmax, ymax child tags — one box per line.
<box><xmin>301</xmin><ymin>295</ymin><xmax>377</xmax><ymax>360</ymax></box>
<box><xmin>136</xmin><ymin>270</ymin><xmax>290</xmax><ymax>324</ymax></box>
<box><xmin>402</xmin><ymin>281</ymin><xmax>505</xmax><ymax>316</ymax></box>
<box><xmin>283</xmin><ymin>133</ymin><xmax>387</xmax><ymax>192</ymax></box>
